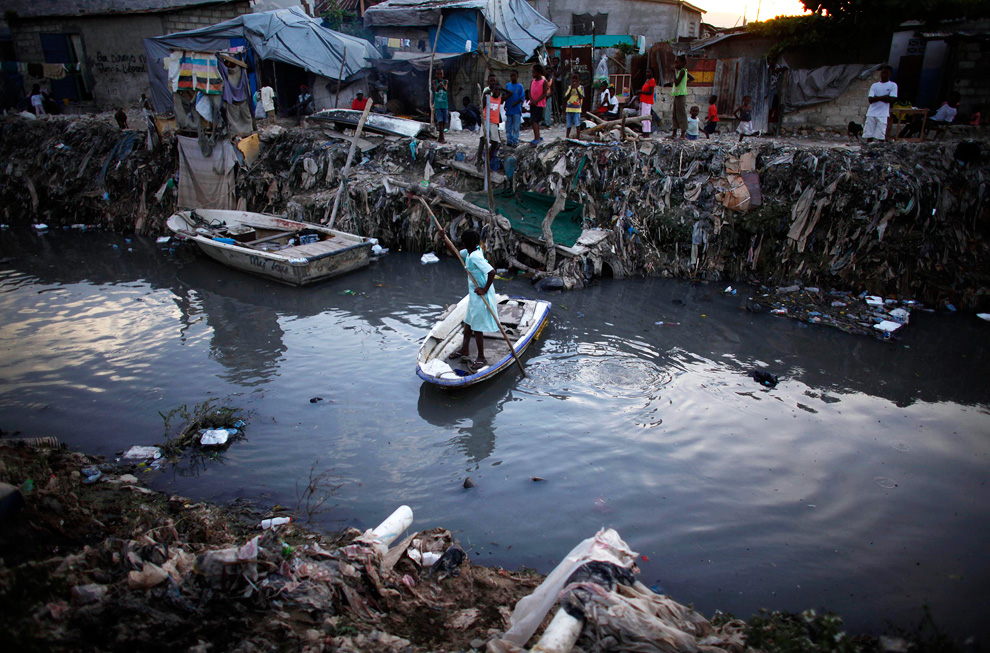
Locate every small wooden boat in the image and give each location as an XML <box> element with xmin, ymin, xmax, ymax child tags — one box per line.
<box><xmin>417</xmin><ymin>295</ymin><xmax>551</xmax><ymax>388</ymax></box>
<box><xmin>307</xmin><ymin>108</ymin><xmax>430</xmax><ymax>138</ymax></box>
<box><xmin>167</xmin><ymin>209</ymin><xmax>373</xmax><ymax>286</ymax></box>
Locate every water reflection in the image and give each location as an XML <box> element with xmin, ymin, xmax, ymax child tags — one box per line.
<box><xmin>2</xmin><ymin>230</ymin><xmax>989</xmax><ymax>638</ymax></box>
<box><xmin>417</xmin><ymin>383</ymin><xmax>511</xmax><ymax>468</ymax></box>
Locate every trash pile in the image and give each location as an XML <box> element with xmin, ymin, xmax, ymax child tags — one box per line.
<box><xmin>745</xmin><ymin>284</ymin><xmax>925</xmax><ymax>339</ymax></box>
<box><xmin>0</xmin><ymin>439</ymin><xmax>957</xmax><ymax>651</ymax></box>
<box><xmin>2</xmin><ymin>113</ymin><xmax>987</xmax><ymax>311</ymax></box>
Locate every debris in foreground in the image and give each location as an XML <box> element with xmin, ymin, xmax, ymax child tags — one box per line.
<box><xmin>0</xmin><ymin>443</ymin><xmax>969</xmax><ymax>651</ymax></box>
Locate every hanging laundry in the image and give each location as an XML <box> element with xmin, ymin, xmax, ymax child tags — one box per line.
<box><xmin>177</xmin><ymin>135</ymin><xmax>237</xmax><ymax>209</ymax></box>
<box><xmin>42</xmin><ymin>63</ymin><xmax>66</xmax><ymax>80</ymax></box>
<box><xmin>177</xmin><ymin>51</ymin><xmax>222</xmax><ymax>95</ymax></box>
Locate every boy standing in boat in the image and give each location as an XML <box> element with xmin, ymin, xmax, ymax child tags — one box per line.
<box><xmin>450</xmin><ymin>230</ymin><xmax>498</xmax><ymax>372</ymax></box>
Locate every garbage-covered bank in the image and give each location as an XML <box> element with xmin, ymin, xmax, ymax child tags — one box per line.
<box><xmin>0</xmin><ymin>442</ymin><xmax>943</xmax><ymax>652</ymax></box>
<box><xmin>1</xmin><ymin>115</ymin><xmax>988</xmax><ymax>314</ymax></box>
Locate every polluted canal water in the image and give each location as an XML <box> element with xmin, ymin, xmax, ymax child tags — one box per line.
<box><xmin>1</xmin><ymin>229</ymin><xmax>989</xmax><ymax>639</ymax></box>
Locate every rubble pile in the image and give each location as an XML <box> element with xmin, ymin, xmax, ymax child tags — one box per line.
<box><xmin>1</xmin><ymin>114</ymin><xmax>987</xmax><ymax>310</ymax></box>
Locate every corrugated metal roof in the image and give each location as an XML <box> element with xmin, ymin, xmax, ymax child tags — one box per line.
<box><xmin>4</xmin><ymin>0</ymin><xmax>238</xmax><ymax>20</ymax></box>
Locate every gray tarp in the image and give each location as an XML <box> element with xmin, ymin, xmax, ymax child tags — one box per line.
<box><xmin>784</xmin><ymin>63</ymin><xmax>882</xmax><ymax>110</ymax></box>
<box><xmin>363</xmin><ymin>0</ymin><xmax>557</xmax><ymax>60</ymax></box>
<box><xmin>144</xmin><ymin>7</ymin><xmax>379</xmax><ymax>113</ymax></box>
<box><xmin>373</xmin><ymin>50</ymin><xmax>464</xmax><ymax>73</ymax></box>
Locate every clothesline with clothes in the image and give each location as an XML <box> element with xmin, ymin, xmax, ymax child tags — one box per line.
<box><xmin>0</xmin><ymin>61</ymin><xmax>85</xmax><ymax>80</ymax></box>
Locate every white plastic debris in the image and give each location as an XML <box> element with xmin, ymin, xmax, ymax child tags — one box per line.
<box><xmin>420</xmin><ymin>358</ymin><xmax>453</xmax><ymax>377</ymax></box>
<box><xmin>260</xmin><ymin>516</ymin><xmax>291</xmax><ymax>529</ymax></box>
<box><xmin>371</xmin><ymin>244</ymin><xmax>389</xmax><ymax>256</ymax></box>
<box><xmin>865</xmin><ymin>295</ymin><xmax>884</xmax><ymax>306</ymax></box>
<box><xmin>121</xmin><ymin>446</ymin><xmax>162</xmax><ymax>461</ymax></box>
<box><xmin>421</xmin><ymin>551</ymin><xmax>442</xmax><ymax>566</ymax></box>
<box><xmin>888</xmin><ymin>308</ymin><xmax>910</xmax><ymax>324</ymax></box>
<box><xmin>873</xmin><ymin>320</ymin><xmax>904</xmax><ymax>334</ymax></box>
<box><xmin>420</xmin><ymin>252</ymin><xmax>440</xmax><ymax>264</ymax></box>
<box><xmin>32</xmin><ymin>223</ymin><xmax>49</xmax><ymax>231</ymax></box>
<box><xmin>199</xmin><ymin>428</ymin><xmax>233</xmax><ymax>446</ymax></box>
<box><xmin>156</xmin><ymin>236</ymin><xmax>171</xmax><ymax>244</ymax></box>
<box><xmin>977</xmin><ymin>313</ymin><xmax>990</xmax><ymax>322</ymax></box>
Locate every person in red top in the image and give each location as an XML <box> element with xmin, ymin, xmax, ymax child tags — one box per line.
<box><xmin>639</xmin><ymin>68</ymin><xmax>657</xmax><ymax>134</ymax></box>
<box><xmin>704</xmin><ymin>94</ymin><xmax>719</xmax><ymax>138</ymax></box>
<box><xmin>529</xmin><ymin>65</ymin><xmax>549</xmax><ymax>145</ymax></box>
<box><xmin>351</xmin><ymin>92</ymin><xmax>369</xmax><ymax>111</ymax></box>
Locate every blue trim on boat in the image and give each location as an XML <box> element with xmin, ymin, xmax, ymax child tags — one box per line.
<box><xmin>417</xmin><ymin>298</ymin><xmax>551</xmax><ymax>388</ymax></box>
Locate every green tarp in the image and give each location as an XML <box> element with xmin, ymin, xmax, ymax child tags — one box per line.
<box><xmin>467</xmin><ymin>190</ymin><xmax>584</xmax><ymax>248</ymax></box>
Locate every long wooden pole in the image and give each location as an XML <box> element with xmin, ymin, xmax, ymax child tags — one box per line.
<box><xmin>334</xmin><ymin>48</ymin><xmax>347</xmax><ymax>108</ymax></box>
<box><xmin>478</xmin><ymin>82</ymin><xmax>494</xmax><ymax>213</ymax></box>
<box><xmin>428</xmin><ymin>14</ymin><xmax>443</xmax><ymax>126</ymax></box>
<box><xmin>328</xmin><ymin>99</ymin><xmax>374</xmax><ymax>228</ymax></box>
<box><xmin>418</xmin><ymin>198</ymin><xmax>525</xmax><ymax>378</ymax></box>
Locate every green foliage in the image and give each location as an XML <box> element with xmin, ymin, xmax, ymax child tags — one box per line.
<box><xmin>322</xmin><ymin>8</ymin><xmax>373</xmax><ymax>41</ymax></box>
<box><xmin>158</xmin><ymin>399</ymin><xmax>243</xmax><ymax>457</ymax></box>
<box><xmin>616</xmin><ymin>42</ymin><xmax>639</xmax><ymax>58</ymax></box>
<box><xmin>748</xmin><ymin>0</ymin><xmax>990</xmax><ymax>59</ymax></box>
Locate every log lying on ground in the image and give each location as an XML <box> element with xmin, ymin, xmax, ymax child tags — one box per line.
<box><xmin>582</xmin><ymin>114</ymin><xmax>647</xmax><ymax>135</ymax></box>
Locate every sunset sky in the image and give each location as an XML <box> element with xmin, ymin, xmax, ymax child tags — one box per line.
<box><xmin>699</xmin><ymin>0</ymin><xmax>811</xmax><ymax>27</ymax></box>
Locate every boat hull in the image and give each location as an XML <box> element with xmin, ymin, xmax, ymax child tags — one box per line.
<box><xmin>167</xmin><ymin>210</ymin><xmax>372</xmax><ymax>286</ymax></box>
<box><xmin>308</xmin><ymin>108</ymin><xmax>429</xmax><ymax>138</ymax></box>
<box><xmin>416</xmin><ymin>295</ymin><xmax>551</xmax><ymax>388</ymax></box>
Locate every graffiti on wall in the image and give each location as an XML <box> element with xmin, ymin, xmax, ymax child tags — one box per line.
<box><xmin>93</xmin><ymin>51</ymin><xmax>147</xmax><ymax>76</ymax></box>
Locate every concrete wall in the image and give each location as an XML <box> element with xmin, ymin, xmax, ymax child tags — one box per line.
<box><xmin>532</xmin><ymin>0</ymin><xmax>702</xmax><ymax>43</ymax></box>
<box><xmin>9</xmin><ymin>1</ymin><xmax>250</xmax><ymax>109</ymax></box>
<box><xmin>946</xmin><ymin>38</ymin><xmax>989</xmax><ymax>122</ymax></box>
<box><xmin>161</xmin><ymin>2</ymin><xmax>252</xmax><ymax>34</ymax></box>
<box><xmin>782</xmin><ymin>77</ymin><xmax>872</xmax><ymax>133</ymax></box>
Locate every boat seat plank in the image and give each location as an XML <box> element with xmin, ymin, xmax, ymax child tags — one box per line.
<box><xmin>277</xmin><ymin>239</ymin><xmax>362</xmax><ymax>257</ymax></box>
<box><xmin>243</xmin><ymin>231</ymin><xmax>293</xmax><ymax>246</ymax></box>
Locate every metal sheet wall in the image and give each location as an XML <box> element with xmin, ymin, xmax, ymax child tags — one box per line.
<box><xmin>713</xmin><ymin>57</ymin><xmax>772</xmax><ymax>132</ymax></box>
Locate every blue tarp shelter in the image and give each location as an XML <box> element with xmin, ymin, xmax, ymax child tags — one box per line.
<box><xmin>363</xmin><ymin>0</ymin><xmax>557</xmax><ymax>61</ymax></box>
<box><xmin>144</xmin><ymin>7</ymin><xmax>379</xmax><ymax>112</ymax></box>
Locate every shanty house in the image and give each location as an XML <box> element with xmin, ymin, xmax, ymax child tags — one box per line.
<box><xmin>144</xmin><ymin>8</ymin><xmax>380</xmax><ymax>114</ymax></box>
<box><xmin>4</xmin><ymin>0</ymin><xmax>252</xmax><ymax>109</ymax></box>
<box><xmin>362</xmin><ymin>0</ymin><xmax>556</xmax><ymax>114</ymax></box>
<box><xmin>530</xmin><ymin>0</ymin><xmax>704</xmax><ymax>43</ymax></box>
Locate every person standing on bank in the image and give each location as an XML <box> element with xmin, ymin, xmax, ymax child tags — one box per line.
<box><xmin>504</xmin><ymin>70</ymin><xmax>525</xmax><ymax>147</ymax></box>
<box><xmin>864</xmin><ymin>65</ymin><xmax>897</xmax><ymax>142</ymax></box>
<box><xmin>564</xmin><ymin>72</ymin><xmax>585</xmax><ymax>139</ymax></box>
<box><xmin>669</xmin><ymin>55</ymin><xmax>693</xmax><ymax>139</ymax></box>
<box><xmin>433</xmin><ymin>67</ymin><xmax>449</xmax><ymax>144</ymax></box>
<box><xmin>530</xmin><ymin>65</ymin><xmax>549</xmax><ymax>145</ymax></box>
<box><xmin>639</xmin><ymin>68</ymin><xmax>656</xmax><ymax>135</ymax></box>
<box><xmin>448</xmin><ymin>230</ymin><xmax>498</xmax><ymax>372</ymax></box>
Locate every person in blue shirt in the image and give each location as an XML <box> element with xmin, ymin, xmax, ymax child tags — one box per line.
<box><xmin>448</xmin><ymin>230</ymin><xmax>498</xmax><ymax>371</ymax></box>
<box><xmin>504</xmin><ymin>69</ymin><xmax>525</xmax><ymax>147</ymax></box>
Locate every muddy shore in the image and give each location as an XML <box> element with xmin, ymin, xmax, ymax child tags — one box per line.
<box><xmin>0</xmin><ymin>441</ymin><xmax>962</xmax><ymax>652</ymax></box>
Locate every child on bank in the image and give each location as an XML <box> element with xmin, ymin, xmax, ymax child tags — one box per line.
<box><xmin>734</xmin><ymin>95</ymin><xmax>757</xmax><ymax>142</ymax></box>
<box><xmin>564</xmin><ymin>72</ymin><xmax>584</xmax><ymax>139</ymax></box>
<box><xmin>704</xmin><ymin>95</ymin><xmax>719</xmax><ymax>138</ymax></box>
<box><xmin>686</xmin><ymin>106</ymin><xmax>701</xmax><ymax>140</ymax></box>
<box><xmin>432</xmin><ymin>68</ymin><xmax>449</xmax><ymax>143</ymax></box>
<box><xmin>449</xmin><ymin>230</ymin><xmax>498</xmax><ymax>371</ymax></box>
